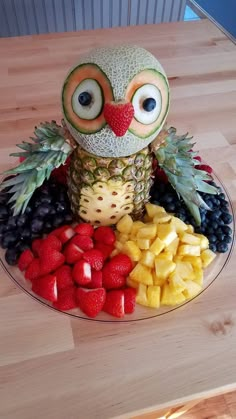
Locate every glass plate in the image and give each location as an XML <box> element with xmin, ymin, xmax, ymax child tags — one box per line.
<box><xmin>0</xmin><ymin>172</ymin><xmax>235</xmax><ymax>322</ymax></box>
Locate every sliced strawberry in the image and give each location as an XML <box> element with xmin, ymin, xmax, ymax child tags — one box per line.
<box><xmin>53</xmin><ymin>286</ymin><xmax>77</xmax><ymax>310</ymax></box>
<box><xmin>124</xmin><ymin>288</ymin><xmax>136</xmax><ymax>314</ymax></box>
<box><xmin>41</xmin><ymin>235</ymin><xmax>62</xmax><ymax>253</ymax></box>
<box><xmin>74</xmin><ymin>223</ymin><xmax>94</xmax><ymax>237</ymax></box>
<box><xmin>82</xmin><ymin>249</ymin><xmax>104</xmax><ymax>271</ymax></box>
<box><xmin>71</xmin><ymin>234</ymin><xmax>94</xmax><ymax>251</ymax></box>
<box><xmin>32</xmin><ymin>274</ymin><xmax>57</xmax><ymax>302</ymax></box>
<box><xmin>86</xmin><ymin>270</ymin><xmax>103</xmax><ymax>289</ymax></box>
<box><xmin>102</xmin><ymin>264</ymin><xmax>126</xmax><ymax>290</ymax></box>
<box><xmin>25</xmin><ymin>258</ymin><xmax>41</xmax><ymax>281</ymax></box>
<box><xmin>64</xmin><ymin>242</ymin><xmax>83</xmax><ymax>264</ymax></box>
<box><xmin>55</xmin><ymin>265</ymin><xmax>73</xmax><ymax>291</ymax></box>
<box><xmin>76</xmin><ymin>287</ymin><xmax>106</xmax><ymax>318</ymax></box>
<box><xmin>72</xmin><ymin>260</ymin><xmax>91</xmax><ymax>285</ymax></box>
<box><xmin>32</xmin><ymin>239</ymin><xmax>43</xmax><ymax>257</ymax></box>
<box><xmin>59</xmin><ymin>226</ymin><xmax>76</xmax><ymax>244</ymax></box>
<box><xmin>155</xmin><ymin>167</ymin><xmax>168</xmax><ymax>184</ymax></box>
<box><xmin>94</xmin><ymin>242</ymin><xmax>114</xmax><ymax>260</ymax></box>
<box><xmin>49</xmin><ymin>225</ymin><xmax>68</xmax><ymax>238</ymax></box>
<box><xmin>194</xmin><ymin>155</ymin><xmax>202</xmax><ymax>162</ymax></box>
<box><xmin>104</xmin><ymin>101</ymin><xmax>134</xmax><ymax>137</ymax></box>
<box><xmin>103</xmin><ymin>290</ymin><xmax>125</xmax><ymax>318</ymax></box>
<box><xmin>93</xmin><ymin>226</ymin><xmax>116</xmax><ymax>245</ymax></box>
<box><xmin>40</xmin><ymin>249</ymin><xmax>65</xmax><ymax>275</ymax></box>
<box><xmin>18</xmin><ymin>249</ymin><xmax>34</xmax><ymax>271</ymax></box>
<box><xmin>196</xmin><ymin>164</ymin><xmax>213</xmax><ymax>174</ymax></box>
<box><xmin>107</xmin><ymin>253</ymin><xmax>133</xmax><ymax>276</ymax></box>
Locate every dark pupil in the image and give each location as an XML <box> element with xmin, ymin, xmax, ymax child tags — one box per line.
<box><xmin>143</xmin><ymin>98</ymin><xmax>156</xmax><ymax>112</ymax></box>
<box><xmin>78</xmin><ymin>92</ymin><xmax>92</xmax><ymax>106</ymax></box>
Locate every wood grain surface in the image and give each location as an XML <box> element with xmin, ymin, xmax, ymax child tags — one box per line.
<box><xmin>0</xmin><ymin>20</ymin><xmax>236</xmax><ymax>419</ymax></box>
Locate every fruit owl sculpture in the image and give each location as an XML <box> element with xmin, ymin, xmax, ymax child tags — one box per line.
<box><xmin>1</xmin><ymin>45</ymin><xmax>217</xmax><ymax>226</ymax></box>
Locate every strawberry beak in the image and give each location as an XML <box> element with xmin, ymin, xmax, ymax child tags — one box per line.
<box><xmin>103</xmin><ymin>101</ymin><xmax>134</xmax><ymax>137</ymax></box>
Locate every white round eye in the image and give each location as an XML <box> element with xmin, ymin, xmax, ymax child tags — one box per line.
<box><xmin>132</xmin><ymin>84</ymin><xmax>162</xmax><ymax>125</ymax></box>
<box><xmin>71</xmin><ymin>79</ymin><xmax>103</xmax><ymax>120</ymax></box>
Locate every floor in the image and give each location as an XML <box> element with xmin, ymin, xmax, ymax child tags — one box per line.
<box><xmin>182</xmin><ymin>390</ymin><xmax>236</xmax><ymax>418</ymax></box>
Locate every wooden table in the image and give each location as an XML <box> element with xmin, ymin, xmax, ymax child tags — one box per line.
<box><xmin>0</xmin><ymin>19</ymin><xmax>236</xmax><ymax>419</ymax></box>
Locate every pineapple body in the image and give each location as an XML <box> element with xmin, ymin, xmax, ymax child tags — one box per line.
<box><xmin>68</xmin><ymin>144</ymin><xmax>153</xmax><ymax>226</ymax></box>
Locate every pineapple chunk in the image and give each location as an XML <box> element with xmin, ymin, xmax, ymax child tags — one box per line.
<box><xmin>175</xmin><ymin>261</ymin><xmax>195</xmax><ymax>280</ymax></box>
<box><xmin>137</xmin><ymin>238</ymin><xmax>150</xmax><ymax>250</ymax></box>
<box><xmin>165</xmin><ymin>237</ymin><xmax>179</xmax><ymax>256</ymax></box>
<box><xmin>115</xmin><ymin>241</ymin><xmax>123</xmax><ymax>251</ymax></box>
<box><xmin>153</xmin><ymin>213</ymin><xmax>171</xmax><ymax>224</ymax></box>
<box><xmin>143</xmin><ymin>214</ymin><xmax>152</xmax><ymax>223</ymax></box>
<box><xmin>170</xmin><ymin>216</ymin><xmax>188</xmax><ymax>234</ymax></box>
<box><xmin>182</xmin><ymin>255</ymin><xmax>202</xmax><ymax>269</ymax></box>
<box><xmin>201</xmin><ymin>249</ymin><xmax>216</xmax><ymax>268</ymax></box>
<box><xmin>178</xmin><ymin>244</ymin><xmax>201</xmax><ymax>257</ymax></box>
<box><xmin>147</xmin><ymin>285</ymin><xmax>161</xmax><ymax>308</ymax></box>
<box><xmin>130</xmin><ymin>221</ymin><xmax>145</xmax><ymax>236</ymax></box>
<box><xmin>194</xmin><ymin>233</ymin><xmax>209</xmax><ymax>250</ymax></box>
<box><xmin>169</xmin><ymin>272</ymin><xmax>187</xmax><ymax>294</ymax></box>
<box><xmin>153</xmin><ymin>271</ymin><xmax>167</xmax><ymax>286</ymax></box>
<box><xmin>155</xmin><ymin>258</ymin><xmax>176</xmax><ymax>280</ymax></box>
<box><xmin>186</xmin><ymin>224</ymin><xmax>194</xmax><ymax>233</ymax></box>
<box><xmin>123</xmin><ymin>241</ymin><xmax>142</xmax><ymax>262</ymax></box>
<box><xmin>180</xmin><ymin>232</ymin><xmax>201</xmax><ymax>246</ymax></box>
<box><xmin>126</xmin><ymin>276</ymin><xmax>139</xmax><ymax>289</ymax></box>
<box><xmin>130</xmin><ymin>263</ymin><xmax>153</xmax><ymax>285</ymax></box>
<box><xmin>116</xmin><ymin>214</ymin><xmax>133</xmax><ymax>233</ymax></box>
<box><xmin>145</xmin><ymin>203</ymin><xmax>165</xmax><ymax>218</ymax></box>
<box><xmin>161</xmin><ymin>284</ymin><xmax>186</xmax><ymax>306</ymax></box>
<box><xmin>140</xmin><ymin>250</ymin><xmax>155</xmax><ymax>268</ymax></box>
<box><xmin>155</xmin><ymin>251</ymin><xmax>173</xmax><ymax>261</ymax></box>
<box><xmin>149</xmin><ymin>237</ymin><xmax>165</xmax><ymax>256</ymax></box>
<box><xmin>173</xmin><ymin>255</ymin><xmax>183</xmax><ymax>263</ymax></box>
<box><xmin>119</xmin><ymin>234</ymin><xmax>129</xmax><ymax>244</ymax></box>
<box><xmin>137</xmin><ymin>224</ymin><xmax>157</xmax><ymax>240</ymax></box>
<box><xmin>183</xmin><ymin>280</ymin><xmax>202</xmax><ymax>299</ymax></box>
<box><xmin>136</xmin><ymin>283</ymin><xmax>148</xmax><ymax>306</ymax></box>
<box><xmin>156</xmin><ymin>223</ymin><xmax>177</xmax><ymax>246</ymax></box>
<box><xmin>193</xmin><ymin>267</ymin><xmax>203</xmax><ymax>286</ymax></box>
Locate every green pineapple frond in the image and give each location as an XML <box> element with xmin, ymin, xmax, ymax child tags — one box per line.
<box><xmin>153</xmin><ymin>127</ymin><xmax>219</xmax><ymax>226</ymax></box>
<box><xmin>0</xmin><ymin>121</ymin><xmax>73</xmax><ymax>215</ymax></box>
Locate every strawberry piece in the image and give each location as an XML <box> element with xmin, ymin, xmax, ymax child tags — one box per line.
<box><xmin>104</xmin><ymin>102</ymin><xmax>134</xmax><ymax>137</ymax></box>
<box><xmin>32</xmin><ymin>274</ymin><xmax>57</xmax><ymax>302</ymax></box>
<box><xmin>93</xmin><ymin>226</ymin><xmax>116</xmax><ymax>245</ymax></box>
<box><xmin>55</xmin><ymin>265</ymin><xmax>73</xmax><ymax>291</ymax></box>
<box><xmin>194</xmin><ymin>155</ymin><xmax>202</xmax><ymax>162</ymax></box>
<box><xmin>71</xmin><ymin>234</ymin><xmax>94</xmax><ymax>251</ymax></box>
<box><xmin>32</xmin><ymin>239</ymin><xmax>43</xmax><ymax>257</ymax></box>
<box><xmin>76</xmin><ymin>287</ymin><xmax>106</xmax><ymax>318</ymax></box>
<box><xmin>40</xmin><ymin>249</ymin><xmax>65</xmax><ymax>275</ymax></box>
<box><xmin>18</xmin><ymin>249</ymin><xmax>34</xmax><ymax>271</ymax></box>
<box><xmin>196</xmin><ymin>164</ymin><xmax>213</xmax><ymax>174</ymax></box>
<box><xmin>59</xmin><ymin>226</ymin><xmax>76</xmax><ymax>244</ymax></box>
<box><xmin>102</xmin><ymin>264</ymin><xmax>126</xmax><ymax>290</ymax></box>
<box><xmin>25</xmin><ymin>258</ymin><xmax>41</xmax><ymax>281</ymax></box>
<box><xmin>94</xmin><ymin>242</ymin><xmax>114</xmax><ymax>260</ymax></box>
<box><xmin>82</xmin><ymin>249</ymin><xmax>104</xmax><ymax>271</ymax></box>
<box><xmin>107</xmin><ymin>253</ymin><xmax>133</xmax><ymax>276</ymax></box>
<box><xmin>19</xmin><ymin>156</ymin><xmax>25</xmax><ymax>163</ymax></box>
<box><xmin>53</xmin><ymin>286</ymin><xmax>77</xmax><ymax>310</ymax></box>
<box><xmin>155</xmin><ymin>167</ymin><xmax>168</xmax><ymax>184</ymax></box>
<box><xmin>103</xmin><ymin>290</ymin><xmax>125</xmax><ymax>318</ymax></box>
<box><xmin>86</xmin><ymin>270</ymin><xmax>103</xmax><ymax>289</ymax></box>
<box><xmin>124</xmin><ymin>288</ymin><xmax>136</xmax><ymax>314</ymax></box>
<box><xmin>51</xmin><ymin>156</ymin><xmax>71</xmax><ymax>185</ymax></box>
<box><xmin>49</xmin><ymin>225</ymin><xmax>68</xmax><ymax>238</ymax></box>
<box><xmin>64</xmin><ymin>242</ymin><xmax>83</xmax><ymax>264</ymax></box>
<box><xmin>40</xmin><ymin>235</ymin><xmax>62</xmax><ymax>254</ymax></box>
<box><xmin>72</xmin><ymin>260</ymin><xmax>91</xmax><ymax>285</ymax></box>
<box><xmin>74</xmin><ymin>223</ymin><xmax>94</xmax><ymax>237</ymax></box>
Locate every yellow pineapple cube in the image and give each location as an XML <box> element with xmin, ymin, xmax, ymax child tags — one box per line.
<box><xmin>114</xmin><ymin>241</ymin><xmax>123</xmax><ymax>251</ymax></box>
<box><xmin>173</xmin><ymin>255</ymin><xmax>183</xmax><ymax>263</ymax></box>
<box><xmin>194</xmin><ymin>233</ymin><xmax>209</xmax><ymax>250</ymax></box>
<box><xmin>201</xmin><ymin>249</ymin><xmax>216</xmax><ymax>268</ymax></box>
<box><xmin>136</xmin><ymin>283</ymin><xmax>148</xmax><ymax>306</ymax></box>
<box><xmin>175</xmin><ymin>261</ymin><xmax>195</xmax><ymax>280</ymax></box>
<box><xmin>145</xmin><ymin>203</ymin><xmax>165</xmax><ymax>218</ymax></box>
<box><xmin>147</xmin><ymin>285</ymin><xmax>161</xmax><ymax>308</ymax></box>
<box><xmin>140</xmin><ymin>250</ymin><xmax>155</xmax><ymax>268</ymax></box>
<box><xmin>178</xmin><ymin>244</ymin><xmax>201</xmax><ymax>257</ymax></box>
<box><xmin>154</xmin><ymin>258</ymin><xmax>176</xmax><ymax>280</ymax></box>
<box><xmin>193</xmin><ymin>267</ymin><xmax>203</xmax><ymax>286</ymax></box>
<box><xmin>182</xmin><ymin>255</ymin><xmax>202</xmax><ymax>269</ymax></box>
<box><xmin>130</xmin><ymin>221</ymin><xmax>145</xmax><ymax>236</ymax></box>
<box><xmin>180</xmin><ymin>232</ymin><xmax>201</xmax><ymax>246</ymax></box>
<box><xmin>161</xmin><ymin>284</ymin><xmax>186</xmax><ymax>306</ymax></box>
<box><xmin>153</xmin><ymin>213</ymin><xmax>171</xmax><ymax>224</ymax></box>
<box><xmin>137</xmin><ymin>238</ymin><xmax>150</xmax><ymax>250</ymax></box>
<box><xmin>169</xmin><ymin>272</ymin><xmax>187</xmax><ymax>294</ymax></box>
<box><xmin>156</xmin><ymin>223</ymin><xmax>177</xmax><ymax>246</ymax></box>
<box><xmin>119</xmin><ymin>234</ymin><xmax>129</xmax><ymax>244</ymax></box>
<box><xmin>130</xmin><ymin>263</ymin><xmax>153</xmax><ymax>285</ymax></box>
<box><xmin>137</xmin><ymin>224</ymin><xmax>157</xmax><ymax>240</ymax></box>
<box><xmin>155</xmin><ymin>251</ymin><xmax>173</xmax><ymax>261</ymax></box>
<box><xmin>149</xmin><ymin>237</ymin><xmax>165</xmax><ymax>256</ymax></box>
<box><xmin>186</xmin><ymin>224</ymin><xmax>194</xmax><ymax>233</ymax></box>
<box><xmin>116</xmin><ymin>214</ymin><xmax>133</xmax><ymax>233</ymax></box>
<box><xmin>165</xmin><ymin>237</ymin><xmax>179</xmax><ymax>256</ymax></box>
<box><xmin>183</xmin><ymin>280</ymin><xmax>202</xmax><ymax>299</ymax></box>
<box><xmin>123</xmin><ymin>241</ymin><xmax>142</xmax><ymax>262</ymax></box>
<box><xmin>170</xmin><ymin>216</ymin><xmax>188</xmax><ymax>234</ymax></box>
<box><xmin>153</xmin><ymin>271</ymin><xmax>167</xmax><ymax>286</ymax></box>
<box><xmin>126</xmin><ymin>276</ymin><xmax>139</xmax><ymax>289</ymax></box>
<box><xmin>143</xmin><ymin>214</ymin><xmax>152</xmax><ymax>223</ymax></box>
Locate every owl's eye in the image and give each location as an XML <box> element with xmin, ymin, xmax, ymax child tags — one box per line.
<box><xmin>131</xmin><ymin>84</ymin><xmax>162</xmax><ymax>125</ymax></box>
<box><xmin>72</xmin><ymin>79</ymin><xmax>103</xmax><ymax>120</ymax></box>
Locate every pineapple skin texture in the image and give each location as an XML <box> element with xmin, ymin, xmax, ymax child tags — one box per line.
<box><xmin>68</xmin><ymin>144</ymin><xmax>153</xmax><ymax>226</ymax></box>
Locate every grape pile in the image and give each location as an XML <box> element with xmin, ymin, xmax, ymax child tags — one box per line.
<box><xmin>150</xmin><ymin>180</ymin><xmax>233</xmax><ymax>254</ymax></box>
<box><xmin>0</xmin><ymin>178</ymin><xmax>74</xmax><ymax>265</ymax></box>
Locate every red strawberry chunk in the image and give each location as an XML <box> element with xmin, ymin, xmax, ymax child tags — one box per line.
<box><xmin>49</xmin><ymin>225</ymin><xmax>68</xmax><ymax>238</ymax></box>
<box><xmin>32</xmin><ymin>274</ymin><xmax>57</xmax><ymax>302</ymax></box>
<box><xmin>76</xmin><ymin>287</ymin><xmax>106</xmax><ymax>318</ymax></box>
<box><xmin>32</xmin><ymin>239</ymin><xmax>43</xmax><ymax>257</ymax></box>
<box><xmin>86</xmin><ymin>270</ymin><xmax>103</xmax><ymax>289</ymax></box>
<box><xmin>102</xmin><ymin>264</ymin><xmax>126</xmax><ymax>290</ymax></box>
<box><xmin>41</xmin><ymin>235</ymin><xmax>62</xmax><ymax>253</ymax></box>
<box><xmin>25</xmin><ymin>258</ymin><xmax>41</xmax><ymax>281</ymax></box>
<box><xmin>103</xmin><ymin>290</ymin><xmax>125</xmax><ymax>318</ymax></box>
<box><xmin>55</xmin><ymin>265</ymin><xmax>73</xmax><ymax>291</ymax></box>
<box><xmin>107</xmin><ymin>253</ymin><xmax>133</xmax><ymax>276</ymax></box>
<box><xmin>103</xmin><ymin>102</ymin><xmax>134</xmax><ymax>137</ymax></box>
<box><xmin>82</xmin><ymin>249</ymin><xmax>104</xmax><ymax>271</ymax></box>
<box><xmin>74</xmin><ymin>223</ymin><xmax>94</xmax><ymax>237</ymax></box>
<box><xmin>64</xmin><ymin>242</ymin><xmax>83</xmax><ymax>264</ymax></box>
<box><xmin>124</xmin><ymin>288</ymin><xmax>136</xmax><ymax>314</ymax></box>
<box><xmin>18</xmin><ymin>249</ymin><xmax>34</xmax><ymax>271</ymax></box>
<box><xmin>94</xmin><ymin>226</ymin><xmax>116</xmax><ymax>245</ymax></box>
<box><xmin>155</xmin><ymin>167</ymin><xmax>168</xmax><ymax>184</ymax></box>
<box><xmin>71</xmin><ymin>234</ymin><xmax>94</xmax><ymax>251</ymax></box>
<box><xmin>196</xmin><ymin>164</ymin><xmax>213</xmax><ymax>174</ymax></box>
<box><xmin>40</xmin><ymin>249</ymin><xmax>65</xmax><ymax>275</ymax></box>
<box><xmin>194</xmin><ymin>155</ymin><xmax>202</xmax><ymax>162</ymax></box>
<box><xmin>53</xmin><ymin>286</ymin><xmax>77</xmax><ymax>310</ymax></box>
<box><xmin>94</xmin><ymin>242</ymin><xmax>114</xmax><ymax>260</ymax></box>
<box><xmin>59</xmin><ymin>226</ymin><xmax>75</xmax><ymax>244</ymax></box>
<box><xmin>72</xmin><ymin>260</ymin><xmax>91</xmax><ymax>285</ymax></box>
